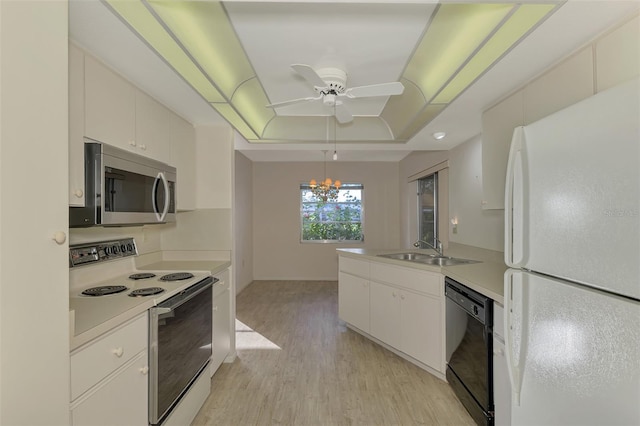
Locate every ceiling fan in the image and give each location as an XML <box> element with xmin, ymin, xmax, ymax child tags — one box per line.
<box><xmin>266</xmin><ymin>64</ymin><xmax>405</xmax><ymax>124</ymax></box>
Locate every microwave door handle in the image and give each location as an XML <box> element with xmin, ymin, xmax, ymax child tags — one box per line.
<box><xmin>153</xmin><ymin>172</ymin><xmax>170</xmax><ymax>222</ymax></box>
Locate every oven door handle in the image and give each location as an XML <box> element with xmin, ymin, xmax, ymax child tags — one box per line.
<box><xmin>155</xmin><ymin>278</ymin><xmax>214</xmax><ymax>313</ymax></box>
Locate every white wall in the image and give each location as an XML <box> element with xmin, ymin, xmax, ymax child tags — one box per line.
<box><xmin>253</xmin><ymin>161</ymin><xmax>400</xmax><ymax>280</ymax></box>
<box><xmin>196</xmin><ymin>124</ymin><xmax>234</xmax><ymax>210</ymax></box>
<box><xmin>234</xmin><ymin>152</ymin><xmax>253</xmax><ymax>294</ymax></box>
<box><xmin>0</xmin><ymin>1</ymin><xmax>70</xmax><ymax>423</ymax></box>
<box><xmin>448</xmin><ymin>135</ymin><xmax>504</xmax><ymax>251</ymax></box>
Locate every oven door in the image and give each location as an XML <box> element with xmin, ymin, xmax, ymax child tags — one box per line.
<box><xmin>149</xmin><ymin>277</ymin><xmax>213</xmax><ymax>425</ymax></box>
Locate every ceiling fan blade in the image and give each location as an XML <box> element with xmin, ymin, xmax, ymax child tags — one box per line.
<box><xmin>291</xmin><ymin>64</ymin><xmax>327</xmax><ymax>88</ymax></box>
<box><xmin>343</xmin><ymin>81</ymin><xmax>405</xmax><ymax>99</ymax></box>
<box><xmin>334</xmin><ymin>102</ymin><xmax>353</xmax><ymax>124</ymax></box>
<box><xmin>266</xmin><ymin>95</ymin><xmax>321</xmax><ymax>108</ymax></box>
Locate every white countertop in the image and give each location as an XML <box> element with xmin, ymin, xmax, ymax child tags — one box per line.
<box><xmin>337</xmin><ymin>243</ymin><xmax>507</xmax><ymax>304</ymax></box>
<box><xmin>69</xmin><ymin>259</ymin><xmax>231</xmax><ymax>351</ymax></box>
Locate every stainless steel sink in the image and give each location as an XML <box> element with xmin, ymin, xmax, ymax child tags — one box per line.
<box><xmin>377</xmin><ymin>252</ymin><xmax>481</xmax><ymax>267</ymax></box>
<box><xmin>377</xmin><ymin>252</ymin><xmax>432</xmax><ymax>261</ymax></box>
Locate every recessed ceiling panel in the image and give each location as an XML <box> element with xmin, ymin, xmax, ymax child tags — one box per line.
<box><xmin>224</xmin><ymin>2</ymin><xmax>436</xmax><ymax>118</ymax></box>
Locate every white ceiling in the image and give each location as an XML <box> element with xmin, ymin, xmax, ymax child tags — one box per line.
<box><xmin>69</xmin><ymin>1</ymin><xmax>639</xmax><ymax>162</ymax></box>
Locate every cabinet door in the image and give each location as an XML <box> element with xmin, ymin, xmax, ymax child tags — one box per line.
<box><xmin>212</xmin><ymin>284</ymin><xmax>231</xmax><ymax>374</ymax></box>
<box><xmin>69</xmin><ymin>43</ymin><xmax>85</xmax><ymax>206</ymax></box>
<box><xmin>135</xmin><ymin>90</ymin><xmax>171</xmax><ymax>163</ymax></box>
<box><xmin>338</xmin><ymin>272</ymin><xmax>370</xmax><ymax>333</ymax></box>
<box><xmin>369</xmin><ymin>281</ymin><xmax>401</xmax><ymax>349</ymax></box>
<box><xmin>170</xmin><ymin>114</ymin><xmax>197</xmax><ymax>211</ymax></box>
<box><xmin>493</xmin><ymin>336</ymin><xmax>511</xmax><ymax>426</ymax></box>
<box><xmin>84</xmin><ymin>55</ymin><xmax>135</xmax><ymax>151</ymax></box>
<box><xmin>523</xmin><ymin>47</ymin><xmax>594</xmax><ymax>125</ymax></box>
<box><xmin>71</xmin><ymin>351</ymin><xmax>148</xmax><ymax>426</ymax></box>
<box><xmin>595</xmin><ymin>15</ymin><xmax>640</xmax><ymax>92</ymax></box>
<box><xmin>481</xmin><ymin>90</ymin><xmax>524</xmax><ymax>210</ymax></box>
<box><xmin>400</xmin><ymin>291</ymin><xmax>442</xmax><ymax>372</ymax></box>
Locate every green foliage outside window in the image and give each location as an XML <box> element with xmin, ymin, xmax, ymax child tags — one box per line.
<box><xmin>301</xmin><ymin>185</ymin><xmax>363</xmax><ymax>242</ymax></box>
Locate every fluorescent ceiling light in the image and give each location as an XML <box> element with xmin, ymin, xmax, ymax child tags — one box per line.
<box><xmin>104</xmin><ymin>1</ymin><xmax>559</xmax><ymax>144</ymax></box>
<box><xmin>105</xmin><ymin>0</ymin><xmax>225</xmax><ymax>103</ymax></box>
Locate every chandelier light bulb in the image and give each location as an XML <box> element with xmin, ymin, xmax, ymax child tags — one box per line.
<box><xmin>333</xmin><ymin>151</ymin><xmax>338</xmax><ymax>161</ymax></box>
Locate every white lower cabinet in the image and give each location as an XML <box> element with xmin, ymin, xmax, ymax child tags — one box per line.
<box><xmin>70</xmin><ymin>313</ymin><xmax>148</xmax><ymax>425</ymax></box>
<box><xmin>338</xmin><ymin>271</ymin><xmax>370</xmax><ymax>333</ymax></box>
<box><xmin>400</xmin><ymin>289</ymin><xmax>441</xmax><ymax>370</ymax></box>
<box><xmin>338</xmin><ymin>255</ymin><xmax>445</xmax><ymax>375</ymax></box>
<box><xmin>71</xmin><ymin>351</ymin><xmax>148</xmax><ymax>426</ymax></box>
<box><xmin>369</xmin><ymin>281</ymin><xmax>401</xmax><ymax>348</ymax></box>
<box><xmin>370</xmin><ymin>280</ymin><xmax>442</xmax><ymax>371</ymax></box>
<box><xmin>211</xmin><ymin>269</ymin><xmax>231</xmax><ymax>376</ymax></box>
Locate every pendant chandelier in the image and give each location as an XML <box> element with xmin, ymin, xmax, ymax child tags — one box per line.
<box><xmin>309</xmin><ymin>151</ymin><xmax>341</xmax><ymax>202</ymax></box>
<box><xmin>309</xmin><ymin>110</ymin><xmax>340</xmax><ymax>202</ymax></box>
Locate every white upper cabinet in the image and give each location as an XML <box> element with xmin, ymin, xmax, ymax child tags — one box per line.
<box><xmin>481</xmin><ymin>90</ymin><xmax>524</xmax><ymax>210</ymax></box>
<box><xmin>170</xmin><ymin>114</ymin><xmax>197</xmax><ymax>211</ymax></box>
<box><xmin>596</xmin><ymin>15</ymin><xmax>640</xmax><ymax>92</ymax></box>
<box><xmin>84</xmin><ymin>53</ymin><xmax>171</xmax><ymax>163</ymax></box>
<box><xmin>523</xmin><ymin>47</ymin><xmax>594</xmax><ymax>125</ymax></box>
<box><xmin>135</xmin><ymin>90</ymin><xmax>171</xmax><ymax>163</ymax></box>
<box><xmin>69</xmin><ymin>42</ymin><xmax>85</xmax><ymax>206</ymax></box>
<box><xmin>84</xmin><ymin>55</ymin><xmax>136</xmax><ymax>151</ymax></box>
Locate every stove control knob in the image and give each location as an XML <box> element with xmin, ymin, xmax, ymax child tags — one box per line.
<box><xmin>120</xmin><ymin>244</ymin><xmax>126</xmax><ymax>253</ymax></box>
<box><xmin>473</xmin><ymin>305</ymin><xmax>479</xmax><ymax>316</ymax></box>
<box><xmin>127</xmin><ymin>243</ymin><xmax>134</xmax><ymax>252</ymax></box>
<box><xmin>104</xmin><ymin>246</ymin><xmax>111</xmax><ymax>255</ymax></box>
<box><xmin>112</xmin><ymin>245</ymin><xmax>119</xmax><ymax>254</ymax></box>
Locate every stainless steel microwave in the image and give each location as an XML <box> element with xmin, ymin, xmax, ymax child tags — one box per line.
<box><xmin>70</xmin><ymin>140</ymin><xmax>176</xmax><ymax>227</ymax></box>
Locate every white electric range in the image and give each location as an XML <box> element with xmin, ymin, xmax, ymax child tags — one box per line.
<box><xmin>69</xmin><ymin>238</ymin><xmax>212</xmax><ymax>348</ymax></box>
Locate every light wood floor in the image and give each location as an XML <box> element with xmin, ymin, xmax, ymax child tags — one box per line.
<box><xmin>192</xmin><ymin>281</ymin><xmax>474</xmax><ymax>426</ymax></box>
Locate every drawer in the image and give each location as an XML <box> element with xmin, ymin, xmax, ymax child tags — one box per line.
<box><xmin>71</xmin><ymin>313</ymin><xmax>148</xmax><ymax>401</ymax></box>
<box><xmin>494</xmin><ymin>302</ymin><xmax>505</xmax><ymax>340</ymax></box>
<box><xmin>370</xmin><ymin>262</ymin><xmax>442</xmax><ymax>297</ymax></box>
<box><xmin>339</xmin><ymin>256</ymin><xmax>369</xmax><ymax>278</ymax></box>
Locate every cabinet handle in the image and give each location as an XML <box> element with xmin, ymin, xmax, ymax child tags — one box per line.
<box><xmin>112</xmin><ymin>347</ymin><xmax>124</xmax><ymax>358</ymax></box>
<box><xmin>400</xmin><ymin>294</ymin><xmax>405</xmax><ymax>300</ymax></box>
<box><xmin>392</xmin><ymin>292</ymin><xmax>397</xmax><ymax>298</ymax></box>
<box><xmin>139</xmin><ymin>366</ymin><xmax>149</xmax><ymax>375</ymax></box>
<box><xmin>213</xmin><ymin>306</ymin><xmax>218</xmax><ymax>312</ymax></box>
<box><xmin>140</xmin><ymin>144</ymin><xmax>147</xmax><ymax>150</ymax></box>
<box><xmin>74</xmin><ymin>189</ymin><xmax>83</xmax><ymax>198</ymax></box>
<box><xmin>52</xmin><ymin>231</ymin><xmax>67</xmax><ymax>245</ymax></box>
<box><xmin>493</xmin><ymin>348</ymin><xmax>504</xmax><ymax>356</ymax></box>
<box><xmin>129</xmin><ymin>140</ymin><xmax>136</xmax><ymax>147</ymax></box>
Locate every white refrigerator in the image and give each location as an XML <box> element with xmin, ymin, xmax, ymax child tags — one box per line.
<box><xmin>503</xmin><ymin>77</ymin><xmax>640</xmax><ymax>425</ymax></box>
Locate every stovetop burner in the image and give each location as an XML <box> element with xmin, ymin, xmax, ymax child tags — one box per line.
<box><xmin>82</xmin><ymin>285</ymin><xmax>129</xmax><ymax>296</ymax></box>
<box><xmin>129</xmin><ymin>287</ymin><xmax>165</xmax><ymax>297</ymax></box>
<box><xmin>160</xmin><ymin>272</ymin><xmax>194</xmax><ymax>282</ymax></box>
<box><xmin>129</xmin><ymin>273</ymin><xmax>157</xmax><ymax>280</ymax></box>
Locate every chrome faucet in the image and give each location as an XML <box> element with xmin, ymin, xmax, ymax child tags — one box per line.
<box><xmin>413</xmin><ymin>238</ymin><xmax>444</xmax><ymax>257</ymax></box>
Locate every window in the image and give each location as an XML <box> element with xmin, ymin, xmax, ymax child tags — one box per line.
<box><xmin>418</xmin><ymin>173</ymin><xmax>438</xmax><ymax>246</ymax></box>
<box><xmin>300</xmin><ymin>183</ymin><xmax>363</xmax><ymax>242</ymax></box>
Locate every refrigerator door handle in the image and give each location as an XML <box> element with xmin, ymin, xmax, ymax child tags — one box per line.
<box><xmin>504</xmin><ymin>270</ymin><xmax>525</xmax><ymax>406</ymax></box>
<box><xmin>505</xmin><ymin>127</ymin><xmax>525</xmax><ymax>267</ymax></box>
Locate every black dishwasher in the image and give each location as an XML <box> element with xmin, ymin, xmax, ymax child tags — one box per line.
<box><xmin>445</xmin><ymin>277</ymin><xmax>494</xmax><ymax>426</ymax></box>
